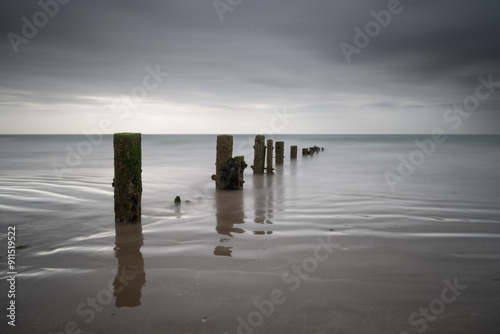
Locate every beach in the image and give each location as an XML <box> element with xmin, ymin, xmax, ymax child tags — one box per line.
<box><xmin>1</xmin><ymin>134</ymin><xmax>500</xmax><ymax>333</ymax></box>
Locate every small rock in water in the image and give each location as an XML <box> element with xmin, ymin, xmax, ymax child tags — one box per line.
<box><xmin>174</xmin><ymin>196</ymin><xmax>181</xmax><ymax>204</ymax></box>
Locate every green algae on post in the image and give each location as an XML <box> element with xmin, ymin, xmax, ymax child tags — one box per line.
<box><xmin>113</xmin><ymin>133</ymin><xmax>142</xmax><ymax>223</ymax></box>
<box><xmin>252</xmin><ymin>135</ymin><xmax>266</xmax><ymax>174</ymax></box>
<box><xmin>174</xmin><ymin>196</ymin><xmax>181</xmax><ymax>204</ymax></box>
<box><xmin>213</xmin><ymin>135</ymin><xmax>234</xmax><ymax>190</ymax></box>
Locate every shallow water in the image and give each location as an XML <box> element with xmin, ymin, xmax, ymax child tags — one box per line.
<box><xmin>1</xmin><ymin>134</ymin><xmax>500</xmax><ymax>333</ymax></box>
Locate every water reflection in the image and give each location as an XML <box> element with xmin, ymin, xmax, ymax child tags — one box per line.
<box><xmin>290</xmin><ymin>160</ymin><xmax>297</xmax><ymax>199</ymax></box>
<box><xmin>113</xmin><ymin>223</ymin><xmax>146</xmax><ymax>307</ymax></box>
<box><xmin>215</xmin><ymin>190</ymin><xmax>245</xmax><ymax>237</ymax></box>
<box><xmin>174</xmin><ymin>203</ymin><xmax>181</xmax><ymax>218</ymax></box>
<box><xmin>253</xmin><ymin>174</ymin><xmax>273</xmax><ymax>235</ymax></box>
<box><xmin>275</xmin><ymin>165</ymin><xmax>285</xmax><ymax>210</ymax></box>
<box><xmin>214</xmin><ymin>245</ymin><xmax>233</xmax><ymax>257</ymax></box>
<box><xmin>214</xmin><ymin>190</ymin><xmax>245</xmax><ymax>257</ymax></box>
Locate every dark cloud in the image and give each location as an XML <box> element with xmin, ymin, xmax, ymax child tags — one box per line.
<box><xmin>0</xmin><ymin>0</ymin><xmax>499</xmax><ymax>133</ymax></box>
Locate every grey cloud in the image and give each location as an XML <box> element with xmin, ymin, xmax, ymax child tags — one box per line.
<box><xmin>0</xmin><ymin>0</ymin><xmax>499</xmax><ymax>133</ymax></box>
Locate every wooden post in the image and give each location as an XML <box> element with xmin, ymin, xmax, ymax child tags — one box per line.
<box><xmin>309</xmin><ymin>147</ymin><xmax>315</xmax><ymax>155</ymax></box>
<box><xmin>276</xmin><ymin>141</ymin><xmax>284</xmax><ymax>165</ymax></box>
<box><xmin>252</xmin><ymin>135</ymin><xmax>266</xmax><ymax>174</ymax></box>
<box><xmin>290</xmin><ymin>146</ymin><xmax>297</xmax><ymax>159</ymax></box>
<box><xmin>266</xmin><ymin>139</ymin><xmax>274</xmax><ymax>174</ymax></box>
<box><xmin>113</xmin><ymin>133</ymin><xmax>142</xmax><ymax>223</ymax></box>
<box><xmin>214</xmin><ymin>135</ymin><xmax>233</xmax><ymax>190</ymax></box>
<box><xmin>235</xmin><ymin>156</ymin><xmax>247</xmax><ymax>189</ymax></box>
<box><xmin>218</xmin><ymin>156</ymin><xmax>248</xmax><ymax>190</ymax></box>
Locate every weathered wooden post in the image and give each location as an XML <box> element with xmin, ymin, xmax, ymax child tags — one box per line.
<box><xmin>213</xmin><ymin>135</ymin><xmax>233</xmax><ymax>190</ymax></box>
<box><xmin>290</xmin><ymin>145</ymin><xmax>297</xmax><ymax>159</ymax></box>
<box><xmin>276</xmin><ymin>141</ymin><xmax>284</xmax><ymax>165</ymax></box>
<box><xmin>302</xmin><ymin>148</ymin><xmax>308</xmax><ymax>155</ymax></box>
<box><xmin>252</xmin><ymin>135</ymin><xmax>266</xmax><ymax>174</ymax></box>
<box><xmin>234</xmin><ymin>156</ymin><xmax>247</xmax><ymax>189</ymax></box>
<box><xmin>113</xmin><ymin>133</ymin><xmax>142</xmax><ymax>223</ymax></box>
<box><xmin>309</xmin><ymin>147</ymin><xmax>315</xmax><ymax>155</ymax></box>
<box><xmin>266</xmin><ymin>139</ymin><xmax>274</xmax><ymax>174</ymax></box>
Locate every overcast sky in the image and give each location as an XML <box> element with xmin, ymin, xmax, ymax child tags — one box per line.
<box><xmin>1</xmin><ymin>0</ymin><xmax>499</xmax><ymax>134</ymax></box>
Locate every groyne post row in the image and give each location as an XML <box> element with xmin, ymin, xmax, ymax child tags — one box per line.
<box><xmin>252</xmin><ymin>136</ymin><xmax>324</xmax><ymax>172</ymax></box>
<box><xmin>113</xmin><ymin>133</ymin><xmax>142</xmax><ymax>223</ymax></box>
<box><xmin>112</xmin><ymin>133</ymin><xmax>324</xmax><ymax>222</ymax></box>
<box><xmin>302</xmin><ymin>146</ymin><xmax>324</xmax><ymax>155</ymax></box>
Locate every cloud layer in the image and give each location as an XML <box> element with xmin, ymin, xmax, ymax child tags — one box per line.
<box><xmin>1</xmin><ymin>0</ymin><xmax>499</xmax><ymax>134</ymax></box>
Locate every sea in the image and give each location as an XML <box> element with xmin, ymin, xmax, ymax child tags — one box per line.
<box><xmin>0</xmin><ymin>134</ymin><xmax>499</xmax><ymax>334</ymax></box>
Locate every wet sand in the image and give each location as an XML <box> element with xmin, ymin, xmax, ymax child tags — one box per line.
<box><xmin>1</xmin><ymin>135</ymin><xmax>500</xmax><ymax>333</ymax></box>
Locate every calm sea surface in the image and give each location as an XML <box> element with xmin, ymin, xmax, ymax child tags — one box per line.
<box><xmin>1</xmin><ymin>134</ymin><xmax>500</xmax><ymax>333</ymax></box>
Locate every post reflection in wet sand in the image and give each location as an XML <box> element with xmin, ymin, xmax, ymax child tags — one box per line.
<box><xmin>113</xmin><ymin>222</ymin><xmax>146</xmax><ymax>307</ymax></box>
<box><xmin>214</xmin><ymin>189</ymin><xmax>245</xmax><ymax>256</ymax></box>
<box><xmin>275</xmin><ymin>164</ymin><xmax>285</xmax><ymax>210</ymax></box>
<box><xmin>253</xmin><ymin>174</ymin><xmax>273</xmax><ymax>235</ymax></box>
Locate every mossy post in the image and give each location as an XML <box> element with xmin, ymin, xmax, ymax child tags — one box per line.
<box><xmin>113</xmin><ymin>133</ymin><xmax>142</xmax><ymax>223</ymax></box>
<box><xmin>276</xmin><ymin>141</ymin><xmax>284</xmax><ymax>165</ymax></box>
<box><xmin>266</xmin><ymin>139</ymin><xmax>274</xmax><ymax>174</ymax></box>
<box><xmin>252</xmin><ymin>135</ymin><xmax>266</xmax><ymax>174</ymax></box>
<box><xmin>214</xmin><ymin>135</ymin><xmax>233</xmax><ymax>190</ymax></box>
<box><xmin>234</xmin><ymin>156</ymin><xmax>247</xmax><ymax>190</ymax></box>
<box><xmin>290</xmin><ymin>146</ymin><xmax>297</xmax><ymax>159</ymax></box>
